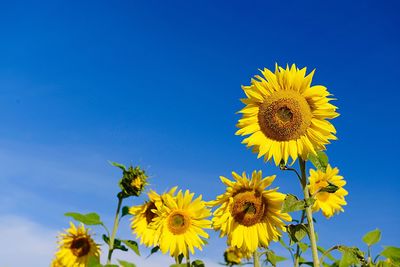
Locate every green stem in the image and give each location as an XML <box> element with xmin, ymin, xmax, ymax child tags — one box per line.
<box><xmin>186</xmin><ymin>246</ymin><xmax>191</xmax><ymax>267</ymax></box>
<box><xmin>253</xmin><ymin>250</ymin><xmax>260</xmax><ymax>267</ymax></box>
<box><xmin>299</xmin><ymin>159</ymin><xmax>320</xmax><ymax>267</ymax></box>
<box><xmin>294</xmin><ymin>210</ymin><xmax>306</xmax><ymax>267</ymax></box>
<box><xmin>107</xmin><ymin>193</ymin><xmax>124</xmax><ymax>264</ymax></box>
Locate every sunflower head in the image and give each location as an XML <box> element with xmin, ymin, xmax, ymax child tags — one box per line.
<box><xmin>223</xmin><ymin>246</ymin><xmax>251</xmax><ymax>266</ymax></box>
<box><xmin>308</xmin><ymin>165</ymin><xmax>348</xmax><ymax>218</ymax></box>
<box><xmin>129</xmin><ymin>187</ymin><xmax>177</xmax><ymax>247</ymax></box>
<box><xmin>152</xmin><ymin>189</ymin><xmax>211</xmax><ymax>258</ymax></box>
<box><xmin>210</xmin><ymin>171</ymin><xmax>291</xmax><ymax>252</ymax></box>
<box><xmin>236</xmin><ymin>64</ymin><xmax>339</xmax><ymax>165</ymax></box>
<box><xmin>119</xmin><ymin>165</ymin><xmax>148</xmax><ymax>197</ymax></box>
<box><xmin>53</xmin><ymin>222</ymin><xmax>100</xmax><ymax>267</ymax></box>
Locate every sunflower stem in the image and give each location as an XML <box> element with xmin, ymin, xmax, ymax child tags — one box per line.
<box><xmin>253</xmin><ymin>250</ymin><xmax>260</xmax><ymax>267</ymax></box>
<box><xmin>294</xmin><ymin>210</ymin><xmax>306</xmax><ymax>267</ymax></box>
<box><xmin>186</xmin><ymin>246</ymin><xmax>191</xmax><ymax>267</ymax></box>
<box><xmin>299</xmin><ymin>158</ymin><xmax>320</xmax><ymax>267</ymax></box>
<box><xmin>107</xmin><ymin>193</ymin><xmax>123</xmax><ymax>264</ymax></box>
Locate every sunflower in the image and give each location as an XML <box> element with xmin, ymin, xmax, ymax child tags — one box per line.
<box><xmin>224</xmin><ymin>246</ymin><xmax>251</xmax><ymax>266</ymax></box>
<box><xmin>152</xmin><ymin>189</ymin><xmax>211</xmax><ymax>258</ymax></box>
<box><xmin>53</xmin><ymin>222</ymin><xmax>100</xmax><ymax>267</ymax></box>
<box><xmin>210</xmin><ymin>171</ymin><xmax>291</xmax><ymax>252</ymax></box>
<box><xmin>236</xmin><ymin>64</ymin><xmax>339</xmax><ymax>165</ymax></box>
<box><xmin>129</xmin><ymin>187</ymin><xmax>177</xmax><ymax>247</ymax></box>
<box><xmin>308</xmin><ymin>165</ymin><xmax>348</xmax><ymax>218</ymax></box>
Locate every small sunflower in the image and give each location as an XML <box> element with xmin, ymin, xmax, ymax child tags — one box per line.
<box><xmin>210</xmin><ymin>171</ymin><xmax>291</xmax><ymax>252</ymax></box>
<box><xmin>236</xmin><ymin>64</ymin><xmax>339</xmax><ymax>165</ymax></box>
<box><xmin>308</xmin><ymin>165</ymin><xmax>348</xmax><ymax>218</ymax></box>
<box><xmin>129</xmin><ymin>187</ymin><xmax>177</xmax><ymax>247</ymax></box>
<box><xmin>224</xmin><ymin>246</ymin><xmax>251</xmax><ymax>266</ymax></box>
<box><xmin>53</xmin><ymin>222</ymin><xmax>100</xmax><ymax>267</ymax></box>
<box><xmin>152</xmin><ymin>189</ymin><xmax>211</xmax><ymax>258</ymax></box>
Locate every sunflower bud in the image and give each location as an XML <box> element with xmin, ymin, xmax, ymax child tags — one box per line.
<box><xmin>224</xmin><ymin>247</ymin><xmax>246</xmax><ymax>266</ymax></box>
<box><xmin>118</xmin><ymin>165</ymin><xmax>148</xmax><ymax>197</ymax></box>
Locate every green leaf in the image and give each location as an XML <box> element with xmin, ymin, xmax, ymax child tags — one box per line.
<box><xmin>319</xmin><ymin>183</ymin><xmax>340</xmax><ymax>194</ymax></box>
<box><xmin>64</xmin><ymin>212</ymin><xmax>102</xmax><ymax>225</ymax></box>
<box><xmin>118</xmin><ymin>260</ymin><xmax>136</xmax><ymax>267</ymax></box>
<box><xmin>169</xmin><ymin>264</ymin><xmax>187</xmax><ymax>267</ymax></box>
<box><xmin>282</xmin><ymin>194</ymin><xmax>306</xmax><ymax>213</ymax></box>
<box><xmin>338</xmin><ymin>246</ymin><xmax>364</xmax><ymax>267</ymax></box>
<box><xmin>147</xmin><ymin>246</ymin><xmax>160</xmax><ymax>257</ymax></box>
<box><xmin>102</xmin><ymin>234</ymin><xmax>110</xmax><ymax>245</ymax></box>
<box><xmin>109</xmin><ymin>161</ymin><xmax>127</xmax><ymax>171</ymax></box>
<box><xmin>104</xmin><ymin>265</ymin><xmax>119</xmax><ymax>267</ymax></box>
<box><xmin>121</xmin><ymin>240</ymin><xmax>140</xmax><ymax>256</ymax></box>
<box><xmin>121</xmin><ymin>206</ymin><xmax>130</xmax><ymax>218</ymax></box>
<box><xmin>113</xmin><ymin>238</ymin><xmax>128</xmax><ymax>251</ymax></box>
<box><xmin>87</xmin><ymin>256</ymin><xmax>103</xmax><ymax>267</ymax></box>
<box><xmin>362</xmin><ymin>229</ymin><xmax>381</xmax><ymax>247</ymax></box>
<box><xmin>178</xmin><ymin>253</ymin><xmax>184</xmax><ymax>264</ymax></box>
<box><xmin>191</xmin><ymin>260</ymin><xmax>205</xmax><ymax>267</ymax></box>
<box><xmin>287</xmin><ymin>224</ymin><xmax>309</xmax><ymax>244</ymax></box>
<box><xmin>299</xmin><ymin>242</ymin><xmax>309</xmax><ymax>253</ymax></box>
<box><xmin>381</xmin><ymin>246</ymin><xmax>400</xmax><ymax>263</ymax></box>
<box><xmin>308</xmin><ymin>151</ymin><xmax>329</xmax><ymax>172</ymax></box>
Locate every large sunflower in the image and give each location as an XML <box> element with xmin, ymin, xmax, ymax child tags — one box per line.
<box><xmin>236</xmin><ymin>64</ymin><xmax>338</xmax><ymax>165</ymax></box>
<box><xmin>152</xmin><ymin>189</ymin><xmax>211</xmax><ymax>258</ymax></box>
<box><xmin>210</xmin><ymin>171</ymin><xmax>291</xmax><ymax>252</ymax></box>
<box><xmin>308</xmin><ymin>165</ymin><xmax>348</xmax><ymax>218</ymax></box>
<box><xmin>52</xmin><ymin>222</ymin><xmax>100</xmax><ymax>267</ymax></box>
<box><xmin>129</xmin><ymin>187</ymin><xmax>177</xmax><ymax>247</ymax></box>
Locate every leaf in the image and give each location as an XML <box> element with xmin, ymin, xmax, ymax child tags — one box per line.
<box><xmin>113</xmin><ymin>238</ymin><xmax>128</xmax><ymax>251</ymax></box>
<box><xmin>87</xmin><ymin>256</ymin><xmax>103</xmax><ymax>267</ymax></box>
<box><xmin>118</xmin><ymin>260</ymin><xmax>136</xmax><ymax>267</ymax></box>
<box><xmin>362</xmin><ymin>229</ymin><xmax>381</xmax><ymax>247</ymax></box>
<box><xmin>282</xmin><ymin>194</ymin><xmax>306</xmax><ymax>213</ymax></box>
<box><xmin>64</xmin><ymin>212</ymin><xmax>102</xmax><ymax>225</ymax></box>
<box><xmin>121</xmin><ymin>240</ymin><xmax>140</xmax><ymax>256</ymax></box>
<box><xmin>109</xmin><ymin>161</ymin><xmax>127</xmax><ymax>171</ymax></box>
<box><xmin>287</xmin><ymin>224</ymin><xmax>309</xmax><ymax>244</ymax></box>
<box><xmin>338</xmin><ymin>246</ymin><xmax>363</xmax><ymax>267</ymax></box>
<box><xmin>147</xmin><ymin>246</ymin><xmax>160</xmax><ymax>258</ymax></box>
<box><xmin>266</xmin><ymin>250</ymin><xmax>278</xmax><ymax>266</ymax></box>
<box><xmin>308</xmin><ymin>151</ymin><xmax>329</xmax><ymax>172</ymax></box>
<box><xmin>104</xmin><ymin>265</ymin><xmax>119</xmax><ymax>267</ymax></box>
<box><xmin>121</xmin><ymin>206</ymin><xmax>130</xmax><ymax>218</ymax></box>
<box><xmin>191</xmin><ymin>260</ymin><xmax>205</xmax><ymax>267</ymax></box>
<box><xmin>299</xmin><ymin>242</ymin><xmax>309</xmax><ymax>253</ymax></box>
<box><xmin>178</xmin><ymin>253</ymin><xmax>184</xmax><ymax>264</ymax></box>
<box><xmin>380</xmin><ymin>246</ymin><xmax>400</xmax><ymax>263</ymax></box>
<box><xmin>169</xmin><ymin>264</ymin><xmax>187</xmax><ymax>267</ymax></box>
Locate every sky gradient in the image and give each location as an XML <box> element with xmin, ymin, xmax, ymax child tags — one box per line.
<box><xmin>0</xmin><ymin>0</ymin><xmax>399</xmax><ymax>266</ymax></box>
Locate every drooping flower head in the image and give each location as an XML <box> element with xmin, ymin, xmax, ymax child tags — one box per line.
<box><xmin>210</xmin><ymin>171</ymin><xmax>291</xmax><ymax>252</ymax></box>
<box><xmin>236</xmin><ymin>64</ymin><xmax>339</xmax><ymax>165</ymax></box>
<box><xmin>223</xmin><ymin>246</ymin><xmax>251</xmax><ymax>266</ymax></box>
<box><xmin>308</xmin><ymin>165</ymin><xmax>348</xmax><ymax>218</ymax></box>
<box><xmin>129</xmin><ymin>187</ymin><xmax>177</xmax><ymax>247</ymax></box>
<box><xmin>52</xmin><ymin>222</ymin><xmax>100</xmax><ymax>267</ymax></box>
<box><xmin>152</xmin><ymin>189</ymin><xmax>211</xmax><ymax>258</ymax></box>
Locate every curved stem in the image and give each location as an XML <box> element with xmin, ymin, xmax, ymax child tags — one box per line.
<box><xmin>253</xmin><ymin>250</ymin><xmax>260</xmax><ymax>267</ymax></box>
<box><xmin>107</xmin><ymin>194</ymin><xmax>123</xmax><ymax>264</ymax></box>
<box><xmin>299</xmin><ymin>158</ymin><xmax>320</xmax><ymax>267</ymax></box>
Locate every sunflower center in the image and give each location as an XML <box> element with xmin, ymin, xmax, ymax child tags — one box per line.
<box><xmin>258</xmin><ymin>91</ymin><xmax>312</xmax><ymax>141</ymax></box>
<box><xmin>231</xmin><ymin>190</ymin><xmax>266</xmax><ymax>226</ymax></box>
<box><xmin>145</xmin><ymin>202</ymin><xmax>157</xmax><ymax>224</ymax></box>
<box><xmin>168</xmin><ymin>211</ymin><xmax>191</xmax><ymax>235</ymax></box>
<box><xmin>70</xmin><ymin>237</ymin><xmax>91</xmax><ymax>257</ymax></box>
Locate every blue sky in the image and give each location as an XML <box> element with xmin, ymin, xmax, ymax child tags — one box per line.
<box><xmin>0</xmin><ymin>0</ymin><xmax>399</xmax><ymax>266</ymax></box>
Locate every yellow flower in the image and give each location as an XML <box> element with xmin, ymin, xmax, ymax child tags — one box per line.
<box><xmin>53</xmin><ymin>223</ymin><xmax>100</xmax><ymax>267</ymax></box>
<box><xmin>210</xmin><ymin>171</ymin><xmax>291</xmax><ymax>252</ymax></box>
<box><xmin>236</xmin><ymin>64</ymin><xmax>338</xmax><ymax>165</ymax></box>
<box><xmin>224</xmin><ymin>246</ymin><xmax>251</xmax><ymax>265</ymax></box>
<box><xmin>152</xmin><ymin>189</ymin><xmax>211</xmax><ymax>258</ymax></box>
<box><xmin>129</xmin><ymin>187</ymin><xmax>177</xmax><ymax>247</ymax></box>
<box><xmin>308</xmin><ymin>165</ymin><xmax>348</xmax><ymax>218</ymax></box>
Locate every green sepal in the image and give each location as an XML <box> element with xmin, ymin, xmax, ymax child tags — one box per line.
<box><xmin>64</xmin><ymin>212</ymin><xmax>102</xmax><ymax>225</ymax></box>
<box><xmin>121</xmin><ymin>206</ymin><xmax>131</xmax><ymax>218</ymax></box>
<box><xmin>319</xmin><ymin>183</ymin><xmax>340</xmax><ymax>194</ymax></box>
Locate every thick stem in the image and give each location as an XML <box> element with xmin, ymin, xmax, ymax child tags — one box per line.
<box><xmin>107</xmin><ymin>194</ymin><xmax>123</xmax><ymax>264</ymax></box>
<box><xmin>253</xmin><ymin>250</ymin><xmax>260</xmax><ymax>267</ymax></box>
<box><xmin>299</xmin><ymin>158</ymin><xmax>320</xmax><ymax>267</ymax></box>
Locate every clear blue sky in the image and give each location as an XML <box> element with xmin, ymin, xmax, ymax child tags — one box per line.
<box><xmin>0</xmin><ymin>0</ymin><xmax>399</xmax><ymax>266</ymax></box>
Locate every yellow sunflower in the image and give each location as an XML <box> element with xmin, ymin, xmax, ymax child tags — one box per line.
<box><xmin>308</xmin><ymin>165</ymin><xmax>348</xmax><ymax>218</ymax></box>
<box><xmin>224</xmin><ymin>246</ymin><xmax>251</xmax><ymax>266</ymax></box>
<box><xmin>152</xmin><ymin>189</ymin><xmax>211</xmax><ymax>258</ymax></box>
<box><xmin>53</xmin><ymin>222</ymin><xmax>100</xmax><ymax>267</ymax></box>
<box><xmin>129</xmin><ymin>187</ymin><xmax>177</xmax><ymax>247</ymax></box>
<box><xmin>236</xmin><ymin>64</ymin><xmax>339</xmax><ymax>165</ymax></box>
<box><xmin>210</xmin><ymin>171</ymin><xmax>291</xmax><ymax>252</ymax></box>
